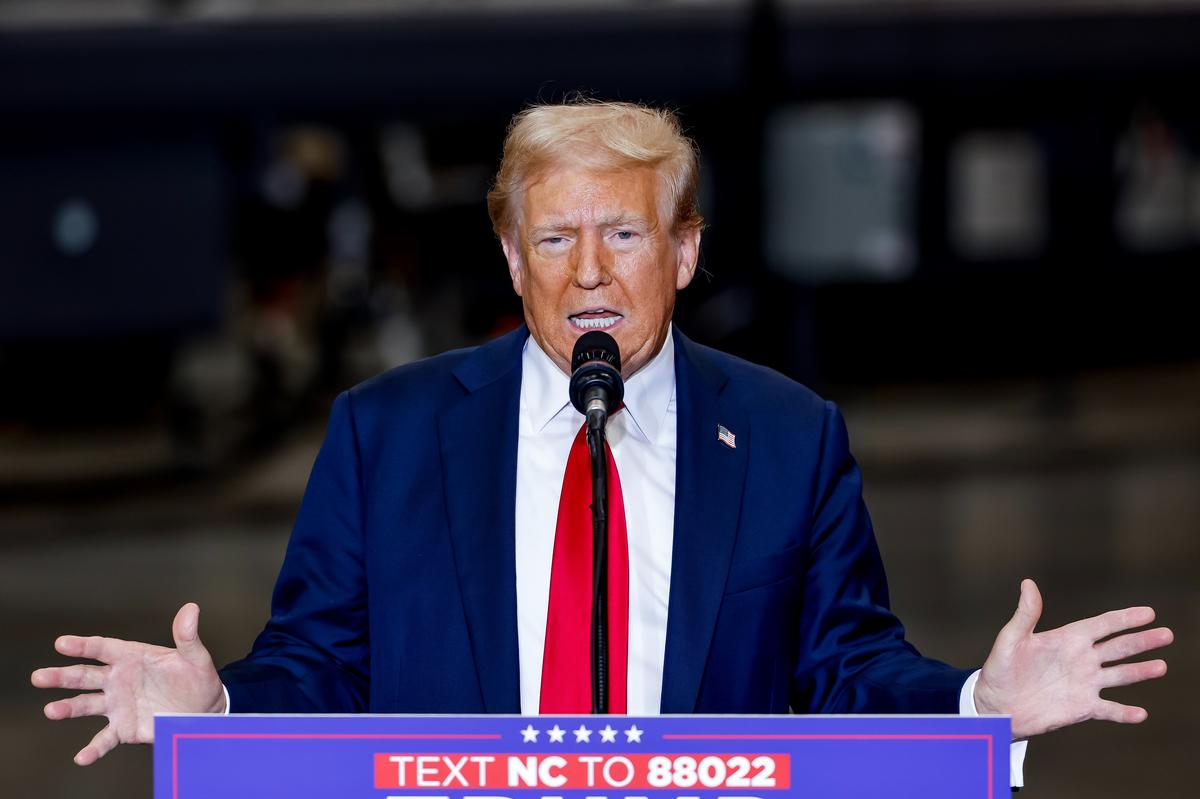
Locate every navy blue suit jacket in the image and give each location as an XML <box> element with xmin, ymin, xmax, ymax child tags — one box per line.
<box><xmin>220</xmin><ymin>325</ymin><xmax>972</xmax><ymax>714</ymax></box>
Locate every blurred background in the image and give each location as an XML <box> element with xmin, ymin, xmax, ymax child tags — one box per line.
<box><xmin>1</xmin><ymin>0</ymin><xmax>1197</xmax><ymax>795</ymax></box>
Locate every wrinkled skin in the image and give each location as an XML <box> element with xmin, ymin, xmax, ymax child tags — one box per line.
<box><xmin>974</xmin><ymin>579</ymin><xmax>1171</xmax><ymax>738</ymax></box>
<box><xmin>31</xmin><ymin>603</ymin><xmax>224</xmax><ymax>764</ymax></box>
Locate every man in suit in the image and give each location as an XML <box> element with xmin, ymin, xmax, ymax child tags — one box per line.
<box><xmin>32</xmin><ymin>101</ymin><xmax>1172</xmax><ymax>778</ymax></box>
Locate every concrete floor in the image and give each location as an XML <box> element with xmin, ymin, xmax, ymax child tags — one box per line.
<box><xmin>3</xmin><ymin>365</ymin><xmax>1198</xmax><ymax>797</ymax></box>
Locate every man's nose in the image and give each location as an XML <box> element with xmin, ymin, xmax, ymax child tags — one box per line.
<box><xmin>572</xmin><ymin>231</ymin><xmax>613</xmax><ymax>289</ymax></box>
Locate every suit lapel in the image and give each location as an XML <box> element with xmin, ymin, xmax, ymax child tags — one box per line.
<box><xmin>437</xmin><ymin>326</ymin><xmax>528</xmax><ymax>713</ymax></box>
<box><xmin>660</xmin><ymin>330</ymin><xmax>750</xmax><ymax>712</ymax></box>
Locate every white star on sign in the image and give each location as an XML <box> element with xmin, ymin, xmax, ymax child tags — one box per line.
<box><xmin>573</xmin><ymin>724</ymin><xmax>592</xmax><ymax>743</ymax></box>
<box><xmin>624</xmin><ymin>724</ymin><xmax>644</xmax><ymax>743</ymax></box>
<box><xmin>547</xmin><ymin>724</ymin><xmax>566</xmax><ymax>743</ymax></box>
<box><xmin>599</xmin><ymin>724</ymin><xmax>618</xmax><ymax>743</ymax></box>
<box><xmin>520</xmin><ymin>724</ymin><xmax>539</xmax><ymax>743</ymax></box>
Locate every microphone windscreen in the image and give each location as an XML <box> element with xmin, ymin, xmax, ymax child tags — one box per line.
<box><xmin>571</xmin><ymin>331</ymin><xmax>622</xmax><ymax>374</ymax></box>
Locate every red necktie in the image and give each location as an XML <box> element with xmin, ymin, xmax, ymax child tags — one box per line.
<box><xmin>539</xmin><ymin>422</ymin><xmax>629</xmax><ymax>714</ymax></box>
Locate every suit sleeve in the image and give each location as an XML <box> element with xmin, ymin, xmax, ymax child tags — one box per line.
<box><xmin>789</xmin><ymin>400</ymin><xmax>974</xmax><ymax>714</ymax></box>
<box><xmin>219</xmin><ymin>390</ymin><xmax>371</xmax><ymax>712</ymax></box>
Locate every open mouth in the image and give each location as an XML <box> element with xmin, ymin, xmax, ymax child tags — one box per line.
<box><xmin>568</xmin><ymin>310</ymin><xmax>624</xmax><ymax>331</ymax></box>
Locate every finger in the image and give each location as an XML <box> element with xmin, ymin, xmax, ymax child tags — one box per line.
<box><xmin>1092</xmin><ymin>699</ymin><xmax>1149</xmax><ymax>725</ymax></box>
<box><xmin>171</xmin><ymin>602</ymin><xmax>210</xmax><ymax>666</ymax></box>
<box><xmin>1076</xmin><ymin>606</ymin><xmax>1156</xmax><ymax>641</ymax></box>
<box><xmin>31</xmin><ymin>664</ymin><xmax>108</xmax><ymax>691</ymax></box>
<box><xmin>54</xmin><ymin>635</ymin><xmax>119</xmax><ymax>663</ymax></box>
<box><xmin>1004</xmin><ymin>578</ymin><xmax>1043</xmax><ymax>638</ymax></box>
<box><xmin>1095</xmin><ymin>627</ymin><xmax>1174</xmax><ymax>664</ymax></box>
<box><xmin>74</xmin><ymin>724</ymin><xmax>120</xmax><ymax>766</ymax></box>
<box><xmin>44</xmin><ymin>692</ymin><xmax>106</xmax><ymax>721</ymax></box>
<box><xmin>1100</xmin><ymin>659</ymin><xmax>1168</xmax><ymax>689</ymax></box>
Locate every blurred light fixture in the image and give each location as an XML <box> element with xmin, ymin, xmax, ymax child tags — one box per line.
<box><xmin>1115</xmin><ymin>108</ymin><xmax>1194</xmax><ymax>252</ymax></box>
<box><xmin>381</xmin><ymin>124</ymin><xmax>435</xmax><ymax>211</ymax></box>
<box><xmin>949</xmin><ymin>131</ymin><xmax>1047</xmax><ymax>260</ymax></box>
<box><xmin>261</xmin><ymin>161</ymin><xmax>306</xmax><ymax>210</ymax></box>
<box><xmin>51</xmin><ymin>197</ymin><xmax>99</xmax><ymax>257</ymax></box>
<box><xmin>765</xmin><ymin>101</ymin><xmax>919</xmax><ymax>284</ymax></box>
<box><xmin>327</xmin><ymin>199</ymin><xmax>372</xmax><ymax>307</ymax></box>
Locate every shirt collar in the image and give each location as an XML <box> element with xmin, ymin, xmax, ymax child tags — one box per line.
<box><xmin>520</xmin><ymin>326</ymin><xmax>676</xmax><ymax>444</ymax></box>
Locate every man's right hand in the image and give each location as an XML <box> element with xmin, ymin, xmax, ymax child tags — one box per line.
<box><xmin>30</xmin><ymin>602</ymin><xmax>226</xmax><ymax>765</ymax></box>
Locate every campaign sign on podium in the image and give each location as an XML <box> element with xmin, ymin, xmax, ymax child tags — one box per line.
<box><xmin>155</xmin><ymin>714</ymin><xmax>1009</xmax><ymax>799</ymax></box>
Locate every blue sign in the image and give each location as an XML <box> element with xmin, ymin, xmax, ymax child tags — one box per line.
<box><xmin>155</xmin><ymin>714</ymin><xmax>1009</xmax><ymax>799</ymax></box>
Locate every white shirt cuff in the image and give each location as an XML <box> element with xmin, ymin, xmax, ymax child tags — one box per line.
<box><xmin>960</xmin><ymin>669</ymin><xmax>1026</xmax><ymax>788</ymax></box>
<box><xmin>221</xmin><ymin>683</ymin><xmax>231</xmax><ymax>715</ymax></box>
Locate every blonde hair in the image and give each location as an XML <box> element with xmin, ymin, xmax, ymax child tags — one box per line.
<box><xmin>486</xmin><ymin>100</ymin><xmax>703</xmax><ymax>238</ymax></box>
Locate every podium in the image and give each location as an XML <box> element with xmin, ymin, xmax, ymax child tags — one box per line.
<box><xmin>155</xmin><ymin>714</ymin><xmax>1009</xmax><ymax>798</ymax></box>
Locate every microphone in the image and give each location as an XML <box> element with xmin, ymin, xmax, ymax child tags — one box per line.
<box><xmin>569</xmin><ymin>331</ymin><xmax>624</xmax><ymax>433</ymax></box>
<box><xmin>568</xmin><ymin>330</ymin><xmax>623</xmax><ymax>714</ymax></box>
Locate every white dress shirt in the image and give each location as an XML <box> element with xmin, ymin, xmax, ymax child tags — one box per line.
<box><xmin>515</xmin><ymin>328</ymin><xmax>678</xmax><ymax>715</ymax></box>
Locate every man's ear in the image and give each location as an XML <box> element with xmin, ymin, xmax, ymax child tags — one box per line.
<box><xmin>500</xmin><ymin>234</ymin><xmax>524</xmax><ymax>297</ymax></box>
<box><xmin>674</xmin><ymin>225</ymin><xmax>702</xmax><ymax>291</ymax></box>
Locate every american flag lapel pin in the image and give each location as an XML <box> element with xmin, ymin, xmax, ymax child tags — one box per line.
<box><xmin>716</xmin><ymin>424</ymin><xmax>736</xmax><ymax>449</ymax></box>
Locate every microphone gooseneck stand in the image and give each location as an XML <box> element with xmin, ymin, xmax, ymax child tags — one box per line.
<box><xmin>587</xmin><ymin>417</ymin><xmax>609</xmax><ymax>715</ymax></box>
<box><xmin>568</xmin><ymin>329</ymin><xmax>624</xmax><ymax>716</ymax></box>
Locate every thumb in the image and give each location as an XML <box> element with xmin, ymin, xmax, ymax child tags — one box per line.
<box><xmin>1006</xmin><ymin>578</ymin><xmax>1043</xmax><ymax>638</ymax></box>
<box><xmin>171</xmin><ymin>603</ymin><xmax>210</xmax><ymax>664</ymax></box>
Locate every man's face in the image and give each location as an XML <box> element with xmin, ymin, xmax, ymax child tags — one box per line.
<box><xmin>501</xmin><ymin>165</ymin><xmax>700</xmax><ymax>378</ymax></box>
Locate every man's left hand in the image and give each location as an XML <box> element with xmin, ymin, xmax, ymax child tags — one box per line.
<box><xmin>974</xmin><ymin>578</ymin><xmax>1173</xmax><ymax>740</ymax></box>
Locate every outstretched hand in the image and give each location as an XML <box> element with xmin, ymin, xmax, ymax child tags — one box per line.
<box><xmin>31</xmin><ymin>603</ymin><xmax>226</xmax><ymax>765</ymax></box>
<box><xmin>974</xmin><ymin>579</ymin><xmax>1173</xmax><ymax>740</ymax></box>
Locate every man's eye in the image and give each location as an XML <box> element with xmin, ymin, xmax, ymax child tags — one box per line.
<box><xmin>615</xmin><ymin>230</ymin><xmax>635</xmax><ymax>241</ymax></box>
<box><xmin>541</xmin><ymin>236</ymin><xmax>566</xmax><ymax>245</ymax></box>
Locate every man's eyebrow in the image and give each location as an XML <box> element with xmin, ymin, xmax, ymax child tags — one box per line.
<box><xmin>596</xmin><ymin>213</ymin><xmax>648</xmax><ymax>228</ymax></box>
<box><xmin>528</xmin><ymin>221</ymin><xmax>573</xmax><ymax>239</ymax></box>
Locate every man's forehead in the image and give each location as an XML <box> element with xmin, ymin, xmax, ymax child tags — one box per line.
<box><xmin>520</xmin><ymin>165</ymin><xmax>663</xmax><ymax>226</ymax></box>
